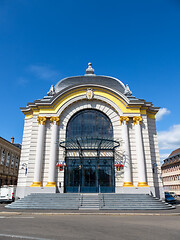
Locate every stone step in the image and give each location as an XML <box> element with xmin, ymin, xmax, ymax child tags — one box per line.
<box><xmin>6</xmin><ymin>193</ymin><xmax>174</xmax><ymax>210</ymax></box>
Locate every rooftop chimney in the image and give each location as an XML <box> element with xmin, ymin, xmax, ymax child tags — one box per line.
<box><xmin>11</xmin><ymin>137</ymin><xmax>14</xmax><ymax>144</ymax></box>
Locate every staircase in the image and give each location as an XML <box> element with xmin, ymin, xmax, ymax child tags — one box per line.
<box><xmin>100</xmin><ymin>194</ymin><xmax>174</xmax><ymax>210</ymax></box>
<box><xmin>79</xmin><ymin>194</ymin><xmax>99</xmax><ymax>210</ymax></box>
<box><xmin>5</xmin><ymin>193</ymin><xmax>80</xmax><ymax>210</ymax></box>
<box><xmin>6</xmin><ymin>193</ymin><xmax>174</xmax><ymax>210</ymax></box>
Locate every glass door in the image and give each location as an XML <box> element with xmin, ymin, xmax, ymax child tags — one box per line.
<box><xmin>65</xmin><ymin>157</ymin><xmax>115</xmax><ymax>193</ymax></box>
<box><xmin>65</xmin><ymin>158</ymin><xmax>81</xmax><ymax>193</ymax></box>
<box><xmin>81</xmin><ymin>159</ymin><xmax>98</xmax><ymax>193</ymax></box>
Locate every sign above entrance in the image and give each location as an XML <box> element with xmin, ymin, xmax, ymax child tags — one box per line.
<box><xmin>86</xmin><ymin>88</ymin><xmax>94</xmax><ymax>100</ymax></box>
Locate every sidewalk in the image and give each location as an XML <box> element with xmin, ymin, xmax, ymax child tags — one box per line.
<box><xmin>0</xmin><ymin>202</ymin><xmax>180</xmax><ymax>215</ymax></box>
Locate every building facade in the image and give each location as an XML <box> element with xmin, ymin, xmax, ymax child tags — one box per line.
<box><xmin>161</xmin><ymin>148</ymin><xmax>180</xmax><ymax>195</ymax></box>
<box><xmin>0</xmin><ymin>137</ymin><xmax>21</xmax><ymax>187</ymax></box>
<box><xmin>17</xmin><ymin>63</ymin><xmax>163</xmax><ymax>199</ymax></box>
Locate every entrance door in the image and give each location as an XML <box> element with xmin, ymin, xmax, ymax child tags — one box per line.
<box><xmin>81</xmin><ymin>159</ymin><xmax>97</xmax><ymax>193</ymax></box>
<box><xmin>65</xmin><ymin>157</ymin><xmax>115</xmax><ymax>193</ymax></box>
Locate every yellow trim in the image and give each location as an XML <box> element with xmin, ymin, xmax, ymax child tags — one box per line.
<box><xmin>123</xmin><ymin>182</ymin><xmax>134</xmax><ymax>187</ymax></box>
<box><xmin>147</xmin><ymin>114</ymin><xmax>156</xmax><ymax>119</ymax></box>
<box><xmin>140</xmin><ymin>110</ymin><xmax>147</xmax><ymax>115</ymax></box>
<box><xmin>95</xmin><ymin>90</ymin><xmax>141</xmax><ymax>113</ymax></box>
<box><xmin>23</xmin><ymin>87</ymin><xmax>157</xmax><ymax>118</ymax></box>
<box><xmin>30</xmin><ymin>182</ymin><xmax>42</xmax><ymax>187</ymax></box>
<box><xmin>45</xmin><ymin>182</ymin><xmax>56</xmax><ymax>187</ymax></box>
<box><xmin>137</xmin><ymin>182</ymin><xmax>149</xmax><ymax>187</ymax></box>
<box><xmin>39</xmin><ymin>90</ymin><xmax>85</xmax><ymax>114</ymax></box>
<box><xmin>25</xmin><ymin>114</ymin><xmax>33</xmax><ymax>119</ymax></box>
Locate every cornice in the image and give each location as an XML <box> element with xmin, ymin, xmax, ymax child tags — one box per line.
<box><xmin>20</xmin><ymin>85</ymin><xmax>159</xmax><ymax>118</ymax></box>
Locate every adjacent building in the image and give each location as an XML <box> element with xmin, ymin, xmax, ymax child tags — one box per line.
<box><xmin>161</xmin><ymin>148</ymin><xmax>180</xmax><ymax>195</ymax></box>
<box><xmin>17</xmin><ymin>63</ymin><xmax>163</xmax><ymax>199</ymax></box>
<box><xmin>0</xmin><ymin>137</ymin><xmax>21</xmax><ymax>187</ymax></box>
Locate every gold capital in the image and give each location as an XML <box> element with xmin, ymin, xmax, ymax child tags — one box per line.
<box><xmin>120</xmin><ymin>116</ymin><xmax>129</xmax><ymax>125</ymax></box>
<box><xmin>133</xmin><ymin>116</ymin><xmax>142</xmax><ymax>125</ymax></box>
<box><xmin>50</xmin><ymin>116</ymin><xmax>60</xmax><ymax>125</ymax></box>
<box><xmin>37</xmin><ymin>116</ymin><xmax>47</xmax><ymax>125</ymax></box>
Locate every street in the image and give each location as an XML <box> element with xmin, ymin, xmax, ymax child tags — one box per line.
<box><xmin>0</xmin><ymin>214</ymin><xmax>180</xmax><ymax>240</ymax></box>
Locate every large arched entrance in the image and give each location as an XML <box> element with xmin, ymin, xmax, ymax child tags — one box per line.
<box><xmin>60</xmin><ymin>109</ymin><xmax>119</xmax><ymax>193</ymax></box>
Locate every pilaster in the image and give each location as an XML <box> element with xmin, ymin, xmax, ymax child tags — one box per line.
<box><xmin>45</xmin><ymin>117</ymin><xmax>59</xmax><ymax>187</ymax></box>
<box><xmin>133</xmin><ymin>116</ymin><xmax>149</xmax><ymax>187</ymax></box>
<box><xmin>120</xmin><ymin>116</ymin><xmax>134</xmax><ymax>187</ymax></box>
<box><xmin>31</xmin><ymin>116</ymin><xmax>47</xmax><ymax>187</ymax></box>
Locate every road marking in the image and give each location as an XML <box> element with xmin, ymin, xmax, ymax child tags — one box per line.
<box><xmin>0</xmin><ymin>233</ymin><xmax>52</xmax><ymax>240</ymax></box>
<box><xmin>0</xmin><ymin>216</ymin><xmax>34</xmax><ymax>219</ymax></box>
<box><xmin>9</xmin><ymin>217</ymin><xmax>35</xmax><ymax>218</ymax></box>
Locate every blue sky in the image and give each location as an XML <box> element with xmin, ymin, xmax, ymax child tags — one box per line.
<box><xmin>0</xmin><ymin>0</ymin><xmax>180</xmax><ymax>161</ymax></box>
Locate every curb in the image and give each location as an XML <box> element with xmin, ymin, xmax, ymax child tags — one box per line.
<box><xmin>0</xmin><ymin>211</ymin><xmax>180</xmax><ymax>216</ymax></box>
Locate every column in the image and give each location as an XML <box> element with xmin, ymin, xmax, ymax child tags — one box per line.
<box><xmin>133</xmin><ymin>116</ymin><xmax>149</xmax><ymax>187</ymax></box>
<box><xmin>31</xmin><ymin>116</ymin><xmax>46</xmax><ymax>187</ymax></box>
<box><xmin>46</xmin><ymin>117</ymin><xmax>59</xmax><ymax>187</ymax></box>
<box><xmin>120</xmin><ymin>116</ymin><xmax>134</xmax><ymax>187</ymax></box>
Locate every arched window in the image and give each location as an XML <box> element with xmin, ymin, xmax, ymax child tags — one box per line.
<box><xmin>66</xmin><ymin>109</ymin><xmax>113</xmax><ymax>140</ymax></box>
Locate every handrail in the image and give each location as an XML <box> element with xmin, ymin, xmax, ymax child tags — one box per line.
<box><xmin>78</xmin><ymin>185</ymin><xmax>82</xmax><ymax>208</ymax></box>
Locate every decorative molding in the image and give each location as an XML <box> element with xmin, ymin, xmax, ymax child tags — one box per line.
<box><xmin>47</xmin><ymin>85</ymin><xmax>55</xmax><ymax>96</ymax></box>
<box><xmin>120</xmin><ymin>116</ymin><xmax>129</xmax><ymax>125</ymax></box>
<box><xmin>123</xmin><ymin>182</ymin><xmax>134</xmax><ymax>187</ymax></box>
<box><xmin>23</xmin><ymin>87</ymin><xmax>159</xmax><ymax>117</ymax></box>
<box><xmin>30</xmin><ymin>182</ymin><xmax>42</xmax><ymax>187</ymax></box>
<box><xmin>37</xmin><ymin>116</ymin><xmax>47</xmax><ymax>125</ymax></box>
<box><xmin>137</xmin><ymin>182</ymin><xmax>149</xmax><ymax>187</ymax></box>
<box><xmin>124</xmin><ymin>84</ymin><xmax>132</xmax><ymax>96</ymax></box>
<box><xmin>45</xmin><ymin>182</ymin><xmax>56</xmax><ymax>187</ymax></box>
<box><xmin>133</xmin><ymin>116</ymin><xmax>142</xmax><ymax>125</ymax></box>
<box><xmin>50</xmin><ymin>116</ymin><xmax>59</xmax><ymax>125</ymax></box>
<box><xmin>86</xmin><ymin>88</ymin><xmax>94</xmax><ymax>100</ymax></box>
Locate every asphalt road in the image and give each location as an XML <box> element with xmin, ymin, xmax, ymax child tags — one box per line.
<box><xmin>0</xmin><ymin>214</ymin><xmax>180</xmax><ymax>240</ymax></box>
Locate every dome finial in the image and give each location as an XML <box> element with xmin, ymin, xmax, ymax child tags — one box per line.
<box><xmin>85</xmin><ymin>62</ymin><xmax>95</xmax><ymax>76</ymax></box>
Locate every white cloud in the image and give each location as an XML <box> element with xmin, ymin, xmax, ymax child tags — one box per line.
<box><xmin>156</xmin><ymin>108</ymin><xmax>170</xmax><ymax>121</ymax></box>
<box><xmin>28</xmin><ymin>65</ymin><xmax>59</xmax><ymax>81</ymax></box>
<box><xmin>158</xmin><ymin>124</ymin><xmax>180</xmax><ymax>150</ymax></box>
<box><xmin>159</xmin><ymin>153</ymin><xmax>169</xmax><ymax>163</ymax></box>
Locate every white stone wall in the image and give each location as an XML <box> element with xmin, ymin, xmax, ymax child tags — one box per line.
<box><xmin>17</xmin><ymin>118</ymin><xmax>33</xmax><ymax>187</ymax></box>
<box><xmin>147</xmin><ymin>117</ymin><xmax>163</xmax><ymax>198</ymax></box>
<box><xmin>141</xmin><ymin>115</ymin><xmax>154</xmax><ymax>187</ymax></box>
<box><xmin>26</xmin><ymin>116</ymin><xmax>39</xmax><ymax>186</ymax></box>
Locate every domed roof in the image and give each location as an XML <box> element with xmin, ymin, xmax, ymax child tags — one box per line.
<box><xmin>54</xmin><ymin>63</ymin><xmax>126</xmax><ymax>95</ymax></box>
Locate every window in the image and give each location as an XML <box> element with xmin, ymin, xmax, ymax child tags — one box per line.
<box><xmin>11</xmin><ymin>155</ymin><xmax>15</xmax><ymax>168</ymax></box>
<box><xmin>66</xmin><ymin>109</ymin><xmax>113</xmax><ymax>140</ymax></box>
<box><xmin>6</xmin><ymin>153</ymin><xmax>10</xmax><ymax>167</ymax></box>
<box><xmin>1</xmin><ymin>149</ymin><xmax>5</xmax><ymax>165</ymax></box>
<box><xmin>15</xmin><ymin>157</ymin><xmax>19</xmax><ymax>169</ymax></box>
